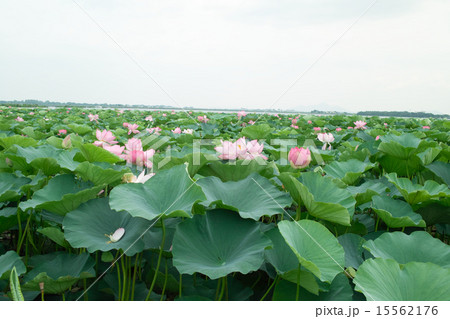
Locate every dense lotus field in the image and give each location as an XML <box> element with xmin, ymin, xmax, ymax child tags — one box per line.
<box><xmin>0</xmin><ymin>106</ymin><xmax>449</xmax><ymax>301</ymax></box>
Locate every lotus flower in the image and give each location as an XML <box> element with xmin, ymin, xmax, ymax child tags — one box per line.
<box><xmin>127</xmin><ymin>124</ymin><xmax>140</xmax><ymax>135</ymax></box>
<box><xmin>375</xmin><ymin>135</ymin><xmax>380</xmax><ymax>141</ymax></box>
<box><xmin>123</xmin><ymin>122</ymin><xmax>129</xmax><ymax>128</ymax></box>
<box><xmin>198</xmin><ymin>115</ymin><xmax>209</xmax><ymax>123</ymax></box>
<box><xmin>248</xmin><ymin>120</ymin><xmax>255</xmax><ymax>125</ymax></box>
<box><xmin>215</xmin><ymin>140</ymin><xmax>238</xmax><ymax>160</ymax></box>
<box><xmin>124</xmin><ymin>138</ymin><xmax>142</xmax><ymax>152</ymax></box>
<box><xmin>15</xmin><ymin>116</ymin><xmax>24</xmax><ymax>122</ymax></box>
<box><xmin>62</xmin><ymin>135</ymin><xmax>72</xmax><ymax>149</ymax></box>
<box><xmin>292</xmin><ymin>118</ymin><xmax>298</xmax><ymax>125</ymax></box>
<box><xmin>291</xmin><ymin>124</ymin><xmax>299</xmax><ymax>129</ymax></box>
<box><xmin>58</xmin><ymin>129</ymin><xmax>67</xmax><ymax>135</ymax></box>
<box><xmin>307</xmin><ymin>120</ymin><xmax>312</xmax><ymax>124</ymax></box>
<box><xmin>172</xmin><ymin>127</ymin><xmax>181</xmax><ymax>134</ymax></box>
<box><xmin>93</xmin><ymin>129</ymin><xmax>118</xmax><ymax>147</ymax></box>
<box><xmin>288</xmin><ymin>147</ymin><xmax>311</xmax><ymax>169</ymax></box>
<box><xmin>313</xmin><ymin>127</ymin><xmax>321</xmax><ymax>132</ymax></box>
<box><xmin>336</xmin><ymin>127</ymin><xmax>342</xmax><ymax>132</ymax></box>
<box><xmin>422</xmin><ymin>126</ymin><xmax>430</xmax><ymax>129</ymax></box>
<box><xmin>317</xmin><ymin>132</ymin><xmax>335</xmax><ymax>150</ymax></box>
<box><xmin>88</xmin><ymin>114</ymin><xmax>99</xmax><ymax>122</ymax></box>
<box><xmin>244</xmin><ymin>139</ymin><xmax>268</xmax><ymax>160</ymax></box>
<box><xmin>146</xmin><ymin>127</ymin><xmax>162</xmax><ymax>135</ymax></box>
<box><xmin>354</xmin><ymin>121</ymin><xmax>367</xmax><ymax>129</ymax></box>
<box><xmin>103</xmin><ymin>144</ymin><xmax>125</xmax><ymax>156</ymax></box>
<box><xmin>145</xmin><ymin>115</ymin><xmax>153</xmax><ymax>121</ymax></box>
<box><xmin>237</xmin><ymin>111</ymin><xmax>247</xmax><ymax>118</ymax></box>
<box><xmin>122</xmin><ymin>138</ymin><xmax>154</xmax><ymax>168</ymax></box>
<box><xmin>122</xmin><ymin>170</ymin><xmax>155</xmax><ymax>184</ymax></box>
<box><xmin>183</xmin><ymin>129</ymin><xmax>193</xmax><ymax>134</ymax></box>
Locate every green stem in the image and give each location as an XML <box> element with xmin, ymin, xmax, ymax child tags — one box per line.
<box><xmin>116</xmin><ymin>258</ymin><xmax>122</xmax><ymax>301</ymax></box>
<box><xmin>375</xmin><ymin>216</ymin><xmax>380</xmax><ymax>232</ymax></box>
<box><xmin>145</xmin><ymin>219</ymin><xmax>166</xmax><ymax>301</ymax></box>
<box><xmin>121</xmin><ymin>255</ymin><xmax>127</xmax><ymax>301</ymax></box>
<box><xmin>131</xmin><ymin>253</ymin><xmax>139</xmax><ymax>301</ymax></box>
<box><xmin>260</xmin><ymin>276</ymin><xmax>278</xmax><ymax>301</ymax></box>
<box><xmin>218</xmin><ymin>277</ymin><xmax>227</xmax><ymax>301</ymax></box>
<box><xmin>17</xmin><ymin>212</ymin><xmax>32</xmax><ymax>254</ymax></box>
<box><xmin>160</xmin><ymin>259</ymin><xmax>168</xmax><ymax>301</ymax></box>
<box><xmin>179</xmin><ymin>274</ymin><xmax>182</xmax><ymax>298</ymax></box>
<box><xmin>296</xmin><ymin>263</ymin><xmax>301</xmax><ymax>301</ymax></box>
<box><xmin>401</xmin><ymin>226</ymin><xmax>405</xmax><ymax>232</ymax></box>
<box><xmin>295</xmin><ymin>205</ymin><xmax>301</xmax><ymax>221</ymax></box>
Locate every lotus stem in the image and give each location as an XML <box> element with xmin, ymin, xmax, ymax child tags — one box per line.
<box><xmin>130</xmin><ymin>253</ymin><xmax>140</xmax><ymax>301</ymax></box>
<box><xmin>145</xmin><ymin>219</ymin><xmax>166</xmax><ymax>301</ymax></box>
<box><xmin>17</xmin><ymin>212</ymin><xmax>32</xmax><ymax>254</ymax></box>
<box><xmin>296</xmin><ymin>263</ymin><xmax>301</xmax><ymax>301</ymax></box>
<box><xmin>260</xmin><ymin>275</ymin><xmax>278</xmax><ymax>301</ymax></box>
<box><xmin>160</xmin><ymin>259</ymin><xmax>168</xmax><ymax>301</ymax></box>
<box><xmin>295</xmin><ymin>205</ymin><xmax>301</xmax><ymax>221</ymax></box>
<box><xmin>179</xmin><ymin>274</ymin><xmax>182</xmax><ymax>298</ymax></box>
<box><xmin>218</xmin><ymin>276</ymin><xmax>227</xmax><ymax>301</ymax></box>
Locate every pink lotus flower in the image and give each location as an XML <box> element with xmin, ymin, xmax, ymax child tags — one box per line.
<box><xmin>145</xmin><ymin>115</ymin><xmax>153</xmax><ymax>121</ymax></box>
<box><xmin>58</xmin><ymin>129</ymin><xmax>67</xmax><ymax>135</ymax></box>
<box><xmin>88</xmin><ymin>114</ymin><xmax>99</xmax><ymax>122</ymax></box>
<box><xmin>62</xmin><ymin>135</ymin><xmax>72</xmax><ymax>149</ymax></box>
<box><xmin>292</xmin><ymin>118</ymin><xmax>298</xmax><ymax>125</ymax></box>
<box><xmin>189</xmin><ymin>111</ymin><xmax>192</xmax><ymax>114</ymax></box>
<box><xmin>215</xmin><ymin>140</ymin><xmax>238</xmax><ymax>160</ymax></box>
<box><xmin>354</xmin><ymin>121</ymin><xmax>367</xmax><ymax>129</ymax></box>
<box><xmin>313</xmin><ymin>127</ymin><xmax>321</xmax><ymax>132</ymax></box>
<box><xmin>127</xmin><ymin>124</ymin><xmax>140</xmax><ymax>135</ymax></box>
<box><xmin>375</xmin><ymin>135</ymin><xmax>380</xmax><ymax>141</ymax></box>
<box><xmin>307</xmin><ymin>120</ymin><xmax>312</xmax><ymax>124</ymax></box>
<box><xmin>122</xmin><ymin>138</ymin><xmax>155</xmax><ymax>168</ymax></box>
<box><xmin>183</xmin><ymin>129</ymin><xmax>193</xmax><ymax>134</ymax></box>
<box><xmin>15</xmin><ymin>116</ymin><xmax>24</xmax><ymax>122</ymax></box>
<box><xmin>162</xmin><ymin>113</ymin><xmax>167</xmax><ymax>117</ymax></box>
<box><xmin>422</xmin><ymin>126</ymin><xmax>430</xmax><ymax>129</ymax></box>
<box><xmin>171</xmin><ymin>111</ymin><xmax>176</xmax><ymax>115</ymax></box>
<box><xmin>288</xmin><ymin>147</ymin><xmax>311</xmax><ymax>169</ymax></box>
<box><xmin>237</xmin><ymin>111</ymin><xmax>247</xmax><ymax>118</ymax></box>
<box><xmin>66</xmin><ymin>111</ymin><xmax>70</xmax><ymax>114</ymax></box>
<box><xmin>172</xmin><ymin>127</ymin><xmax>181</xmax><ymax>134</ymax></box>
<box><xmin>317</xmin><ymin>133</ymin><xmax>335</xmax><ymax>150</ymax></box>
<box><xmin>29</xmin><ymin>112</ymin><xmax>34</xmax><ymax>115</ymax></box>
<box><xmin>147</xmin><ymin>127</ymin><xmax>161</xmax><ymax>135</ymax></box>
<box><xmin>291</xmin><ymin>124</ymin><xmax>299</xmax><ymax>129</ymax></box>
<box><xmin>248</xmin><ymin>120</ymin><xmax>255</xmax><ymax>125</ymax></box>
<box><xmin>198</xmin><ymin>115</ymin><xmax>209</xmax><ymax>123</ymax></box>
<box><xmin>347</xmin><ymin>126</ymin><xmax>354</xmax><ymax>129</ymax></box>
<box><xmin>123</xmin><ymin>122</ymin><xmax>130</xmax><ymax>128</ymax></box>
<box><xmin>244</xmin><ymin>139</ymin><xmax>268</xmax><ymax>160</ymax></box>
<box><xmin>118</xmin><ymin>110</ymin><xmax>124</xmax><ymax>114</ymax></box>
<box><xmin>336</xmin><ymin>127</ymin><xmax>342</xmax><ymax>132</ymax></box>
<box><xmin>93</xmin><ymin>129</ymin><xmax>118</xmax><ymax>147</ymax></box>
<box><xmin>384</xmin><ymin>123</ymin><xmax>388</xmax><ymax>127</ymax></box>
<box><xmin>103</xmin><ymin>144</ymin><xmax>125</xmax><ymax>156</ymax></box>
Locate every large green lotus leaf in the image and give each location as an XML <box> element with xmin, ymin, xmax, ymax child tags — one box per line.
<box><xmin>0</xmin><ymin>173</ymin><xmax>30</xmax><ymax>202</ymax></box>
<box><xmin>353</xmin><ymin>258</ymin><xmax>450</xmax><ymax>301</ymax></box>
<box><xmin>264</xmin><ymin>228</ymin><xmax>319</xmax><ymax>294</ymax></box>
<box><xmin>0</xmin><ymin>135</ymin><xmax>37</xmax><ymax>149</ymax></box>
<box><xmin>386</xmin><ymin>173</ymin><xmax>450</xmax><ymax>205</ymax></box>
<box><xmin>19</xmin><ymin>174</ymin><xmax>104</xmax><ymax>215</ymax></box>
<box><xmin>109</xmin><ymin>164</ymin><xmax>206</xmax><ymax>220</ymax></box>
<box><xmin>371</xmin><ymin>195</ymin><xmax>426</xmax><ymax>228</ymax></box>
<box><xmin>199</xmin><ymin>159</ymin><xmax>267</xmax><ymax>182</ymax></box>
<box><xmin>67</xmin><ymin>123</ymin><xmax>92</xmax><ymax>135</ymax></box>
<box><xmin>0</xmin><ymin>251</ymin><xmax>26</xmax><ymax>280</ymax></box>
<box><xmin>196</xmin><ymin>174</ymin><xmax>291</xmax><ymax>220</ymax></box>
<box><xmin>76</xmin><ymin>144</ymin><xmax>124</xmax><ymax>164</ymax></box>
<box><xmin>37</xmin><ymin>227</ymin><xmax>70</xmax><ymax>248</ymax></box>
<box><xmin>417</xmin><ymin>146</ymin><xmax>441</xmax><ymax>166</ymax></box>
<box><xmin>15</xmin><ymin>145</ymin><xmax>64</xmax><ymax>175</ymax></box>
<box><xmin>324</xmin><ymin>159</ymin><xmax>375</xmax><ymax>185</ymax></box>
<box><xmin>278</xmin><ymin>220</ymin><xmax>345</xmax><ymax>283</ymax></box>
<box><xmin>426</xmin><ymin>161</ymin><xmax>450</xmax><ymax>186</ymax></box>
<box><xmin>63</xmin><ymin>198</ymin><xmax>150</xmax><ymax>256</ymax></box>
<box><xmin>151</xmin><ymin>148</ymin><xmax>208</xmax><ymax>177</ymax></box>
<box><xmin>337</xmin><ymin>233</ymin><xmax>366</xmax><ymax>269</ymax></box>
<box><xmin>347</xmin><ymin>179</ymin><xmax>391</xmax><ymax>206</ymax></box>
<box><xmin>363</xmin><ymin>231</ymin><xmax>450</xmax><ymax>268</ymax></box>
<box><xmin>54</xmin><ymin>149</ymin><xmax>81</xmax><ymax>171</ymax></box>
<box><xmin>378</xmin><ymin>133</ymin><xmax>421</xmax><ymax>160</ymax></box>
<box><xmin>378</xmin><ymin>154</ymin><xmax>423</xmax><ymax>177</ymax></box>
<box><xmin>172</xmin><ymin>209</ymin><xmax>271</xmax><ymax>279</ymax></box>
<box><xmin>281</xmin><ymin>172</ymin><xmax>355</xmax><ymax>226</ymax></box>
<box><xmin>416</xmin><ymin>201</ymin><xmax>450</xmax><ymax>225</ymax></box>
<box><xmin>23</xmin><ymin>252</ymin><xmax>95</xmax><ymax>294</ymax></box>
<box><xmin>273</xmin><ymin>273</ymin><xmax>353</xmax><ymax>301</ymax></box>
<box><xmin>75</xmin><ymin>161</ymin><xmax>130</xmax><ymax>185</ymax></box>
<box><xmin>0</xmin><ymin>207</ymin><xmax>25</xmax><ymax>233</ymax></box>
<box><xmin>240</xmin><ymin>123</ymin><xmax>274</xmax><ymax>140</ymax></box>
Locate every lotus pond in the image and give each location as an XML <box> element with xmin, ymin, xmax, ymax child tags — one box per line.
<box><xmin>0</xmin><ymin>106</ymin><xmax>449</xmax><ymax>301</ymax></box>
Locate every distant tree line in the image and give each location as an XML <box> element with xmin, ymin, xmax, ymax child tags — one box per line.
<box><xmin>357</xmin><ymin>110</ymin><xmax>448</xmax><ymax>119</ymax></box>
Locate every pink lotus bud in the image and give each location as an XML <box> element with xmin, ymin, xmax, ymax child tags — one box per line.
<box><xmin>288</xmin><ymin>147</ymin><xmax>311</xmax><ymax>169</ymax></box>
<box><xmin>62</xmin><ymin>135</ymin><xmax>72</xmax><ymax>149</ymax></box>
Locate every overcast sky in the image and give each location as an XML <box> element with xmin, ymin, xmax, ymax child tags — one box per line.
<box><xmin>1</xmin><ymin>0</ymin><xmax>449</xmax><ymax>113</ymax></box>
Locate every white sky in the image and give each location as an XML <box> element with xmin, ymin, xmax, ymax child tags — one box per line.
<box><xmin>0</xmin><ymin>0</ymin><xmax>449</xmax><ymax>113</ymax></box>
